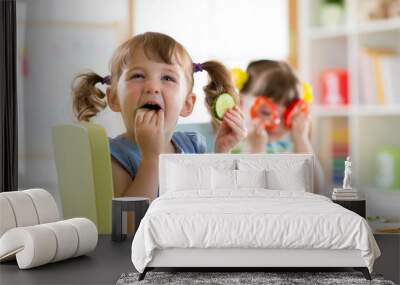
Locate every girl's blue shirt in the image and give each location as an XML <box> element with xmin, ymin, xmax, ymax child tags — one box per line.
<box><xmin>266</xmin><ymin>133</ymin><xmax>293</xmax><ymax>153</ymax></box>
<box><xmin>231</xmin><ymin>133</ymin><xmax>293</xmax><ymax>154</ymax></box>
<box><xmin>109</xmin><ymin>131</ymin><xmax>206</xmax><ymax>178</ymax></box>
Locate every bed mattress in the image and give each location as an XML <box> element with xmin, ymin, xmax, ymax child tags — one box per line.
<box><xmin>131</xmin><ymin>190</ymin><xmax>380</xmax><ymax>273</ymax></box>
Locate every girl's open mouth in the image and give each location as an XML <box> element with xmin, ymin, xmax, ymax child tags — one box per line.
<box><xmin>140</xmin><ymin>103</ymin><xmax>162</xmax><ymax>112</ymax></box>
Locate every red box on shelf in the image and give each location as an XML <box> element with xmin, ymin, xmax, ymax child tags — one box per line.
<box><xmin>320</xmin><ymin>69</ymin><xmax>348</xmax><ymax>105</ymax></box>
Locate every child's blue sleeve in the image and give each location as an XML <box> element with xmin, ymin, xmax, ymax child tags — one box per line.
<box><xmin>184</xmin><ymin>132</ymin><xmax>207</xmax><ymax>154</ymax></box>
<box><xmin>108</xmin><ymin>138</ymin><xmax>138</xmax><ymax>178</ymax></box>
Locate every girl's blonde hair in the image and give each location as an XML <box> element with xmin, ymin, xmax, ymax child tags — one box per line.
<box><xmin>72</xmin><ymin>32</ymin><xmax>237</xmax><ymax>122</ymax></box>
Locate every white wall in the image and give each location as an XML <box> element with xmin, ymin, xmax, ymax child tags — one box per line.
<box><xmin>17</xmin><ymin>0</ymin><xmax>128</xmax><ymax>208</ymax></box>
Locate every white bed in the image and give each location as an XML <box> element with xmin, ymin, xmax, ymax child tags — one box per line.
<box><xmin>131</xmin><ymin>154</ymin><xmax>380</xmax><ymax>280</ymax></box>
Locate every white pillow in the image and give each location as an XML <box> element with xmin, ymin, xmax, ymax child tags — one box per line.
<box><xmin>237</xmin><ymin>158</ymin><xmax>310</xmax><ymax>192</ymax></box>
<box><xmin>266</xmin><ymin>164</ymin><xmax>308</xmax><ymax>191</ymax></box>
<box><xmin>166</xmin><ymin>162</ymin><xmax>212</xmax><ymax>192</ymax></box>
<box><xmin>236</xmin><ymin>169</ymin><xmax>267</xmax><ymax>189</ymax></box>
<box><xmin>212</xmin><ymin>168</ymin><xmax>237</xmax><ymax>191</ymax></box>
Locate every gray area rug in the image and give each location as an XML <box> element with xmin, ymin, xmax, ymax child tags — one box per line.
<box><xmin>116</xmin><ymin>271</ymin><xmax>396</xmax><ymax>285</ymax></box>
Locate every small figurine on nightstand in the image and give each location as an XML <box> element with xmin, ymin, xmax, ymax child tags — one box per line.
<box><xmin>332</xmin><ymin>157</ymin><xmax>359</xmax><ymax>200</ymax></box>
<box><xmin>332</xmin><ymin>157</ymin><xmax>366</xmax><ymax>218</ymax></box>
<box><xmin>343</xmin><ymin>156</ymin><xmax>352</xmax><ymax>189</ymax></box>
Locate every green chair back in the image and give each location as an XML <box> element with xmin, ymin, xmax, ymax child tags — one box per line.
<box><xmin>52</xmin><ymin>122</ymin><xmax>113</xmax><ymax>234</ymax></box>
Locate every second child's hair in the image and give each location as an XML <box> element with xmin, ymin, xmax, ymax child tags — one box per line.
<box><xmin>252</xmin><ymin>61</ymin><xmax>300</xmax><ymax>107</ymax></box>
<box><xmin>72</xmin><ymin>32</ymin><xmax>237</xmax><ymax>122</ymax></box>
<box><xmin>240</xmin><ymin>60</ymin><xmax>281</xmax><ymax>94</ymax></box>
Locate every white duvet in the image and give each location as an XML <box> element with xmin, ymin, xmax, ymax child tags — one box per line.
<box><xmin>131</xmin><ymin>190</ymin><xmax>380</xmax><ymax>273</ymax></box>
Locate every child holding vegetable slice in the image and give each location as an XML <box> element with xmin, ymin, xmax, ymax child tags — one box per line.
<box><xmin>244</xmin><ymin>61</ymin><xmax>324</xmax><ymax>193</ymax></box>
<box><xmin>230</xmin><ymin>60</ymin><xmax>311</xmax><ymax>154</ymax></box>
<box><xmin>72</xmin><ymin>32</ymin><xmax>246</xmax><ymax>200</ymax></box>
<box><xmin>244</xmin><ymin>61</ymin><xmax>311</xmax><ymax>154</ymax></box>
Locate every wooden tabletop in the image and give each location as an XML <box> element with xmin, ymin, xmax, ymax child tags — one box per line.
<box><xmin>369</xmin><ymin>221</ymin><xmax>400</xmax><ymax>235</ymax></box>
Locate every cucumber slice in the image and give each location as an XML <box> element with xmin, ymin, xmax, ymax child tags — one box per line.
<box><xmin>212</xmin><ymin>93</ymin><xmax>235</xmax><ymax>120</ymax></box>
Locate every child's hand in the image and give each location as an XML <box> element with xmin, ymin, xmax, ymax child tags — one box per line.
<box><xmin>247</xmin><ymin>118</ymin><xmax>269</xmax><ymax>153</ymax></box>
<box><xmin>134</xmin><ymin>109</ymin><xmax>165</xmax><ymax>158</ymax></box>
<box><xmin>214</xmin><ymin>106</ymin><xmax>247</xmax><ymax>153</ymax></box>
<box><xmin>290</xmin><ymin>112</ymin><xmax>311</xmax><ymax>145</ymax></box>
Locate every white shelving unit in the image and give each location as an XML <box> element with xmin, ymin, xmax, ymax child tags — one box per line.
<box><xmin>298</xmin><ymin>0</ymin><xmax>400</xmax><ymax>221</ymax></box>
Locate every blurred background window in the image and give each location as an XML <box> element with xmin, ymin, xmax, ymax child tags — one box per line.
<box><xmin>134</xmin><ymin>0</ymin><xmax>289</xmax><ymax>123</ymax></box>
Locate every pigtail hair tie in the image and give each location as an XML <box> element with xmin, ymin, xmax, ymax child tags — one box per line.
<box><xmin>193</xmin><ymin>63</ymin><xmax>203</xmax><ymax>73</ymax></box>
<box><xmin>101</xmin><ymin>75</ymin><xmax>112</xmax><ymax>85</ymax></box>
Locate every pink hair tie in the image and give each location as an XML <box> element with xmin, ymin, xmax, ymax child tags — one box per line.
<box><xmin>193</xmin><ymin>63</ymin><xmax>203</xmax><ymax>73</ymax></box>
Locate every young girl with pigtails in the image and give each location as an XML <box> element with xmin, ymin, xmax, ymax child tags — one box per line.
<box><xmin>231</xmin><ymin>60</ymin><xmax>325</xmax><ymax>194</ymax></box>
<box><xmin>72</xmin><ymin>32</ymin><xmax>246</xmax><ymax>200</ymax></box>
